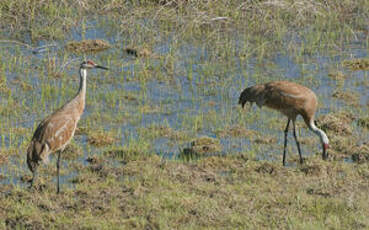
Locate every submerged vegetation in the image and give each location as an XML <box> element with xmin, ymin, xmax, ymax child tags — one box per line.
<box><xmin>0</xmin><ymin>0</ymin><xmax>369</xmax><ymax>229</ymax></box>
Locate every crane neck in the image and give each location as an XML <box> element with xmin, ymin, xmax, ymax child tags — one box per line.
<box><xmin>308</xmin><ymin>119</ymin><xmax>329</xmax><ymax>145</ymax></box>
<box><xmin>78</xmin><ymin>67</ymin><xmax>87</xmax><ymax>99</ymax></box>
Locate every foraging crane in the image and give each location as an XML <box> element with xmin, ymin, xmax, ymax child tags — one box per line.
<box><xmin>239</xmin><ymin>81</ymin><xmax>329</xmax><ymax>166</ymax></box>
<box><xmin>26</xmin><ymin>60</ymin><xmax>108</xmax><ymax>193</ymax></box>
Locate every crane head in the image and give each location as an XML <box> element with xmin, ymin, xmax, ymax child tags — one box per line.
<box><xmin>81</xmin><ymin>60</ymin><xmax>109</xmax><ymax>70</ymax></box>
<box><xmin>239</xmin><ymin>84</ymin><xmax>266</xmax><ymax>109</ymax></box>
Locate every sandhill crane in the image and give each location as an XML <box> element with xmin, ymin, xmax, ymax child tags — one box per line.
<box><xmin>239</xmin><ymin>81</ymin><xmax>329</xmax><ymax>166</ymax></box>
<box><xmin>26</xmin><ymin>60</ymin><xmax>108</xmax><ymax>193</ymax></box>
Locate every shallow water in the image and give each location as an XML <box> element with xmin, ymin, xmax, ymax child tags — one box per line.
<box><xmin>0</xmin><ymin>16</ymin><xmax>368</xmax><ymax>187</ymax></box>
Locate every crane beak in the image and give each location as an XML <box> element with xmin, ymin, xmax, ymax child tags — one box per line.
<box><xmin>322</xmin><ymin>143</ymin><xmax>329</xmax><ymax>160</ymax></box>
<box><xmin>95</xmin><ymin>65</ymin><xmax>109</xmax><ymax>70</ymax></box>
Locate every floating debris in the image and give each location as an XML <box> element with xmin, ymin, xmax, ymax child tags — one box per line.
<box><xmin>65</xmin><ymin>39</ymin><xmax>111</xmax><ymax>53</ymax></box>
<box><xmin>342</xmin><ymin>58</ymin><xmax>369</xmax><ymax>71</ymax></box>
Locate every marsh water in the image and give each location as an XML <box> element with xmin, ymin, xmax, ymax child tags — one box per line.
<box><xmin>0</xmin><ymin>16</ymin><xmax>368</xmax><ymax>187</ymax></box>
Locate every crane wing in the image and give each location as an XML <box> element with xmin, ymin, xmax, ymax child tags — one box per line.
<box><xmin>31</xmin><ymin>110</ymin><xmax>77</xmax><ymax>153</ymax></box>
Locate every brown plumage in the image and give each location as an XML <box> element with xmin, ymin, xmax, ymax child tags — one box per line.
<box><xmin>239</xmin><ymin>81</ymin><xmax>329</xmax><ymax>166</ymax></box>
<box><xmin>27</xmin><ymin>60</ymin><xmax>108</xmax><ymax>193</ymax></box>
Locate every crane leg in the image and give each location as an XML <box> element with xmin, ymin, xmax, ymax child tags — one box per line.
<box><xmin>56</xmin><ymin>150</ymin><xmax>61</xmax><ymax>194</ymax></box>
<box><xmin>292</xmin><ymin>121</ymin><xmax>303</xmax><ymax>164</ymax></box>
<box><xmin>30</xmin><ymin>167</ymin><xmax>38</xmax><ymax>189</ymax></box>
<box><xmin>283</xmin><ymin>119</ymin><xmax>290</xmax><ymax>166</ymax></box>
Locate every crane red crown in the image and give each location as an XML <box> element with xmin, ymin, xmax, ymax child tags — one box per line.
<box><xmin>87</xmin><ymin>60</ymin><xmax>96</xmax><ymax>65</ymax></box>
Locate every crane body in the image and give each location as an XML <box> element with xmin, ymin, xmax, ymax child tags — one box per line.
<box><xmin>239</xmin><ymin>81</ymin><xmax>329</xmax><ymax>166</ymax></box>
<box><xmin>27</xmin><ymin>60</ymin><xmax>108</xmax><ymax>193</ymax></box>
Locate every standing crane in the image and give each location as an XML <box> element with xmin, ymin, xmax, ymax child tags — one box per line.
<box><xmin>27</xmin><ymin>60</ymin><xmax>108</xmax><ymax>193</ymax></box>
<box><xmin>238</xmin><ymin>81</ymin><xmax>329</xmax><ymax>166</ymax></box>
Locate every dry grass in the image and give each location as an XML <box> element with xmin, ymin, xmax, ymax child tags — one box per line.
<box><xmin>1</xmin><ymin>155</ymin><xmax>368</xmax><ymax>229</ymax></box>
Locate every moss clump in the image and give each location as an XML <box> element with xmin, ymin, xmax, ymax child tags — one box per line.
<box><xmin>65</xmin><ymin>39</ymin><xmax>111</xmax><ymax>53</ymax></box>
